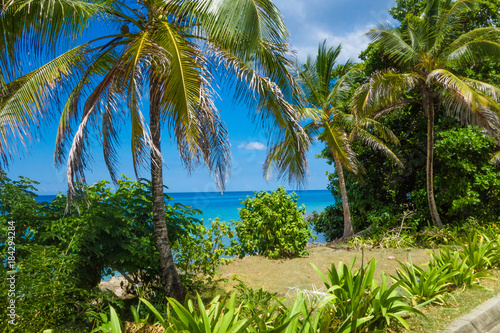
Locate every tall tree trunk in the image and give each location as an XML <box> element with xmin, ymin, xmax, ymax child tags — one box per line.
<box><xmin>334</xmin><ymin>156</ymin><xmax>354</xmax><ymax>238</ymax></box>
<box><xmin>150</xmin><ymin>85</ymin><xmax>186</xmax><ymax>301</ymax></box>
<box><xmin>422</xmin><ymin>85</ymin><xmax>443</xmax><ymax>228</ymax></box>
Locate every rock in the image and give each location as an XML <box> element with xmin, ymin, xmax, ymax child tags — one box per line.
<box><xmin>99</xmin><ymin>276</ymin><xmax>128</xmax><ymax>297</ymax></box>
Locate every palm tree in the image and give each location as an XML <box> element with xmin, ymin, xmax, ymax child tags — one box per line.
<box><xmin>362</xmin><ymin>0</ymin><xmax>500</xmax><ymax>228</ymax></box>
<box><xmin>2</xmin><ymin>0</ymin><xmax>307</xmax><ymax>299</ymax></box>
<box><xmin>267</xmin><ymin>41</ymin><xmax>402</xmax><ymax>239</ymax></box>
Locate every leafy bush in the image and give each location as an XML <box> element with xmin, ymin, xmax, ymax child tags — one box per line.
<box><xmin>0</xmin><ymin>174</ymin><xmax>234</xmax><ymax>331</ymax></box>
<box><xmin>460</xmin><ymin>232</ymin><xmax>496</xmax><ymax>272</ymax></box>
<box><xmin>428</xmin><ymin>248</ymin><xmax>491</xmax><ymax>289</ymax></box>
<box><xmin>174</xmin><ymin>218</ymin><xmax>234</xmax><ymax>290</ymax></box>
<box><xmin>94</xmin><ymin>292</ymin><xmax>364</xmax><ymax>333</ymax></box>
<box><xmin>233</xmin><ymin>279</ymin><xmax>278</xmax><ymax>316</ymax></box>
<box><xmin>232</xmin><ymin>187</ymin><xmax>311</xmax><ymax>259</ymax></box>
<box><xmin>309</xmin><ymin>205</ymin><xmax>344</xmax><ymax>242</ymax></box>
<box><xmin>313</xmin><ymin>259</ymin><xmax>421</xmax><ymax>331</ymax></box>
<box><xmin>392</xmin><ymin>257</ymin><xmax>457</xmax><ymax>306</ymax></box>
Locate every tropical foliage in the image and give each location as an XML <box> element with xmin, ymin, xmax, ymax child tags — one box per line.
<box><xmin>0</xmin><ymin>0</ymin><xmax>308</xmax><ymax>299</ymax></box>
<box><xmin>88</xmin><ymin>260</ymin><xmax>424</xmax><ymax>333</ymax></box>
<box><xmin>318</xmin><ymin>0</ymin><xmax>500</xmax><ymax>235</ymax></box>
<box><xmin>3</xmin><ymin>0</ymin><xmax>500</xmax><ymax>331</ymax></box>
<box><xmin>356</xmin><ymin>0</ymin><xmax>500</xmax><ymax>228</ymax></box>
<box><xmin>0</xmin><ymin>174</ymin><xmax>233</xmax><ymax>331</ymax></box>
<box><xmin>268</xmin><ymin>42</ymin><xmax>402</xmax><ymax>239</ymax></box>
<box><xmin>232</xmin><ymin>187</ymin><xmax>311</xmax><ymax>259</ymax></box>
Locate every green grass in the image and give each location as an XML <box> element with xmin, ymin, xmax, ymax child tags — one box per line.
<box><xmin>215</xmin><ymin>246</ymin><xmax>500</xmax><ymax>333</ymax></box>
<box><xmin>217</xmin><ymin>246</ymin><xmax>431</xmax><ymax>297</ymax></box>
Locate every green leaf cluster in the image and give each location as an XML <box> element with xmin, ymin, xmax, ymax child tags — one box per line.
<box><xmin>313</xmin><ymin>259</ymin><xmax>420</xmax><ymax>331</ymax></box>
<box><xmin>0</xmin><ymin>174</ymin><xmax>234</xmax><ymax>331</ymax></box>
<box><xmin>231</xmin><ymin>187</ymin><xmax>311</xmax><ymax>259</ymax></box>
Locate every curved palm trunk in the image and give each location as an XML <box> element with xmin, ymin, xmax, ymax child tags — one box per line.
<box><xmin>422</xmin><ymin>85</ymin><xmax>443</xmax><ymax>228</ymax></box>
<box><xmin>150</xmin><ymin>86</ymin><xmax>186</xmax><ymax>301</ymax></box>
<box><xmin>334</xmin><ymin>156</ymin><xmax>354</xmax><ymax>238</ymax></box>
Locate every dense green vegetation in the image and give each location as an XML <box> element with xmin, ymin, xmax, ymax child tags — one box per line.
<box><xmin>0</xmin><ymin>174</ymin><xmax>234</xmax><ymax>331</ymax></box>
<box><xmin>231</xmin><ymin>187</ymin><xmax>311</xmax><ymax>259</ymax></box>
<box><xmin>314</xmin><ymin>0</ymin><xmax>500</xmax><ymax>239</ymax></box>
<box><xmin>59</xmin><ymin>229</ymin><xmax>500</xmax><ymax>333</ymax></box>
<box><xmin>270</xmin><ymin>42</ymin><xmax>402</xmax><ymax>239</ymax></box>
<box><xmin>1</xmin><ymin>0</ymin><xmax>500</xmax><ymax>332</ymax></box>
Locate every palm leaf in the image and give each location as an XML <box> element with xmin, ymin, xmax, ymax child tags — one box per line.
<box><xmin>0</xmin><ymin>0</ymin><xmax>106</xmax><ymax>78</ymax></box>
<box><xmin>366</xmin><ymin>23</ymin><xmax>418</xmax><ymax>66</ymax></box>
<box><xmin>0</xmin><ymin>43</ymin><xmax>88</xmax><ymax>165</ymax></box>
<box><xmin>446</xmin><ymin>39</ymin><xmax>500</xmax><ymax>67</ymax></box>
<box><xmin>428</xmin><ymin>69</ymin><xmax>500</xmax><ymax>134</ymax></box>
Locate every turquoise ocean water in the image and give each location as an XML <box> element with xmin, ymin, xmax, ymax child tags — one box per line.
<box><xmin>36</xmin><ymin>189</ymin><xmax>333</xmax><ymax>243</ymax></box>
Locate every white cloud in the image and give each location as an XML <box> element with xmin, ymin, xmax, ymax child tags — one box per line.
<box><xmin>294</xmin><ymin>25</ymin><xmax>372</xmax><ymax>63</ymax></box>
<box><xmin>238</xmin><ymin>142</ymin><xmax>267</xmax><ymax>150</ymax></box>
<box><xmin>272</xmin><ymin>0</ymin><xmax>397</xmax><ymax>63</ymax></box>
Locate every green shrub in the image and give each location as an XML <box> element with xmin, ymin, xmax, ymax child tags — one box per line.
<box><xmin>96</xmin><ymin>292</ymin><xmax>363</xmax><ymax>333</ymax></box>
<box><xmin>233</xmin><ymin>279</ymin><xmax>278</xmax><ymax>317</ymax></box>
<box><xmin>173</xmin><ymin>218</ymin><xmax>234</xmax><ymax>290</ymax></box>
<box><xmin>0</xmin><ymin>174</ymin><xmax>234</xmax><ymax>331</ymax></box>
<box><xmin>232</xmin><ymin>187</ymin><xmax>311</xmax><ymax>259</ymax></box>
<box><xmin>309</xmin><ymin>205</ymin><xmax>344</xmax><ymax>242</ymax></box>
<box><xmin>428</xmin><ymin>248</ymin><xmax>491</xmax><ymax>289</ymax></box>
<box><xmin>460</xmin><ymin>232</ymin><xmax>496</xmax><ymax>272</ymax></box>
<box><xmin>392</xmin><ymin>257</ymin><xmax>457</xmax><ymax>306</ymax></box>
<box><xmin>313</xmin><ymin>259</ymin><xmax>421</xmax><ymax>331</ymax></box>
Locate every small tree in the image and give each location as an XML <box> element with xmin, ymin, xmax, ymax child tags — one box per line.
<box><xmin>232</xmin><ymin>187</ymin><xmax>311</xmax><ymax>259</ymax></box>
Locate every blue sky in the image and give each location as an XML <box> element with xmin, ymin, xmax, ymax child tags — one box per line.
<box><xmin>8</xmin><ymin>0</ymin><xmax>397</xmax><ymax>195</ymax></box>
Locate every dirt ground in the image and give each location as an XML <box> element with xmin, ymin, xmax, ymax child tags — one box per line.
<box><xmin>216</xmin><ymin>246</ymin><xmax>433</xmax><ymax>296</ymax></box>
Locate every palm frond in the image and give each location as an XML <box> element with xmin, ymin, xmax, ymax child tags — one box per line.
<box><xmin>62</xmin><ymin>46</ymin><xmax>135</xmax><ymax>195</ymax></box>
<box><xmin>152</xmin><ymin>20</ymin><xmax>231</xmax><ymax>189</ymax></box>
<box><xmin>55</xmin><ymin>50</ymin><xmax>119</xmax><ymax>165</ymax></box>
<box><xmin>264</xmin><ymin>124</ymin><xmax>310</xmax><ymax>188</ymax></box>
<box><xmin>0</xmin><ymin>0</ymin><xmax>107</xmax><ymax>78</ymax></box>
<box><xmin>209</xmin><ymin>42</ymin><xmax>307</xmax><ymax>151</ymax></box>
<box><xmin>429</xmin><ymin>69</ymin><xmax>500</xmax><ymax>134</ymax></box>
<box><xmin>446</xmin><ymin>39</ymin><xmax>500</xmax><ymax>67</ymax></box>
<box><xmin>0</xmin><ymin>43</ymin><xmax>88</xmax><ymax>165</ymax></box>
<box><xmin>297</xmin><ymin>59</ymin><xmax>324</xmax><ymax>107</ymax></box>
<box><xmin>407</xmin><ymin>15</ymin><xmax>437</xmax><ymax>55</ymax></box>
<box><xmin>354</xmin><ymin>117</ymin><xmax>401</xmax><ymax>146</ymax></box>
<box><xmin>153</xmin><ymin>20</ymin><xmax>202</xmax><ymax>164</ymax></box>
<box><xmin>119</xmin><ymin>31</ymin><xmax>153</xmax><ymax>178</ymax></box>
<box><xmin>365</xmin><ymin>23</ymin><xmax>418</xmax><ymax>66</ymax></box>
<box><xmin>320</xmin><ymin>120</ymin><xmax>358</xmax><ymax>174</ymax></box>
<box><xmin>181</xmin><ymin>0</ymin><xmax>288</xmax><ymax>61</ymax></box>
<box><xmin>351</xmin><ymin>70</ymin><xmax>419</xmax><ymax>118</ymax></box>
<box><xmin>325</xmin><ymin>64</ymin><xmax>363</xmax><ymax>111</ymax></box>
<box><xmin>350</xmin><ymin>127</ymin><xmax>403</xmax><ymax>168</ymax></box>
<box><xmin>433</xmin><ymin>0</ymin><xmax>474</xmax><ymax>54</ymax></box>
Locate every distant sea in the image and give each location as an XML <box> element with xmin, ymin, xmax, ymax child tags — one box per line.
<box><xmin>36</xmin><ymin>189</ymin><xmax>333</xmax><ymax>243</ymax></box>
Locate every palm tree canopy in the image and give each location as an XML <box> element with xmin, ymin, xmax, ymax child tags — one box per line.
<box><xmin>265</xmin><ymin>41</ymin><xmax>403</xmax><ymax>185</ymax></box>
<box><xmin>0</xmin><ymin>0</ymin><xmax>308</xmax><ymax>193</ymax></box>
<box><xmin>363</xmin><ymin>0</ymin><xmax>500</xmax><ymax>136</ymax></box>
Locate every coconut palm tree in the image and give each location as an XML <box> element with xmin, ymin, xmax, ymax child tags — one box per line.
<box><xmin>266</xmin><ymin>41</ymin><xmax>402</xmax><ymax>239</ymax></box>
<box><xmin>2</xmin><ymin>0</ymin><xmax>307</xmax><ymax>299</ymax></box>
<box><xmin>362</xmin><ymin>0</ymin><xmax>500</xmax><ymax>228</ymax></box>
